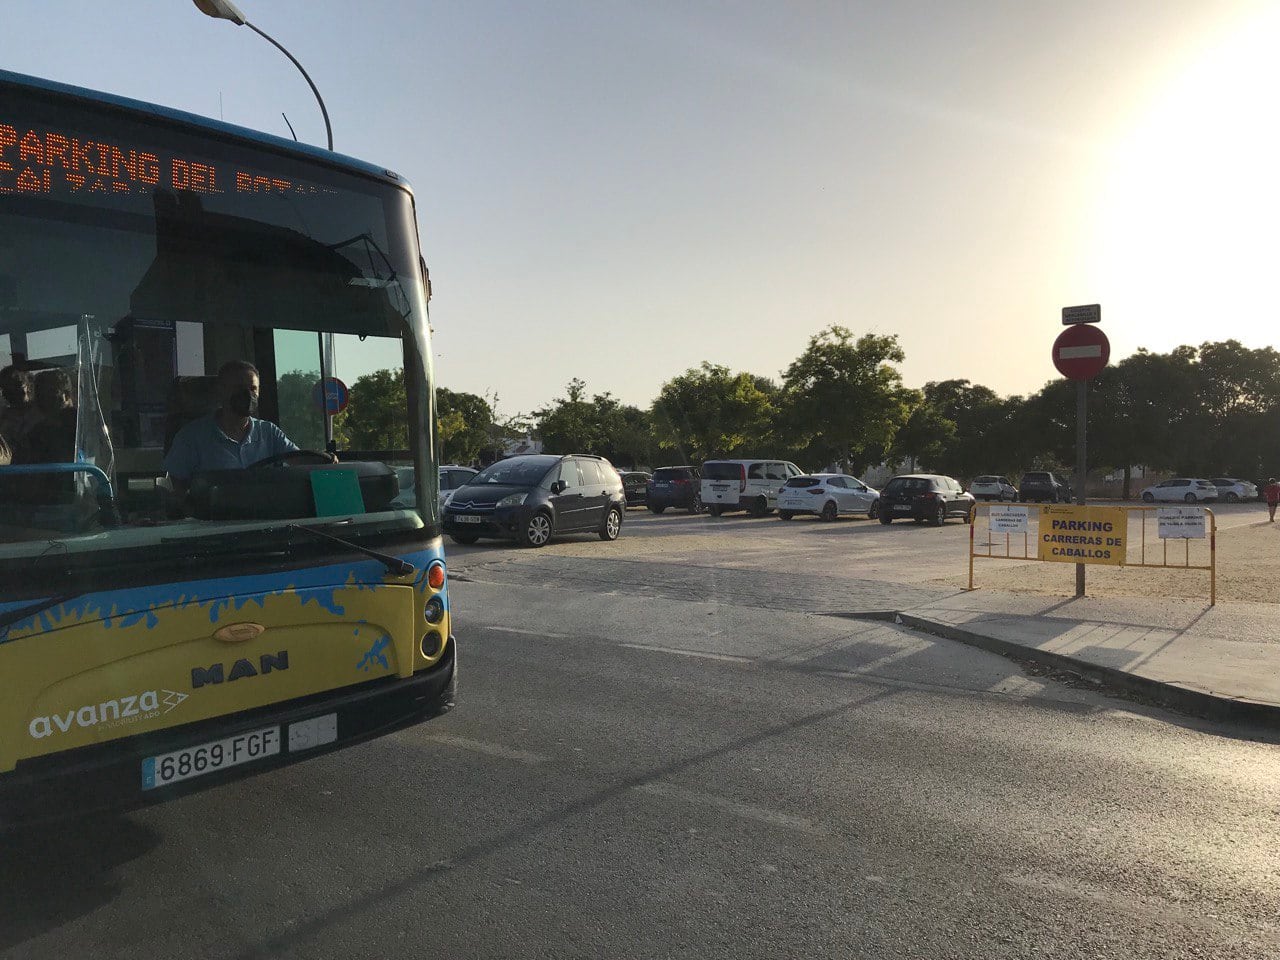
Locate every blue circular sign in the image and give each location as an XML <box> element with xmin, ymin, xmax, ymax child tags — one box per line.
<box><xmin>313</xmin><ymin>377</ymin><xmax>349</xmax><ymax>415</ymax></box>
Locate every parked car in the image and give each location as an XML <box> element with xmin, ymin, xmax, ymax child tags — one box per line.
<box><xmin>391</xmin><ymin>464</ymin><xmax>480</xmax><ymax>510</ymax></box>
<box><xmin>877</xmin><ymin>474</ymin><xmax>975</xmax><ymax>526</ymax></box>
<box><xmin>1140</xmin><ymin>478</ymin><xmax>1219</xmax><ymax>503</ymax></box>
<box><xmin>1019</xmin><ymin>471</ymin><xmax>1070</xmax><ymax>503</ymax></box>
<box><xmin>647</xmin><ymin>465</ymin><xmax>703</xmax><ymax>514</ymax></box>
<box><xmin>700</xmin><ymin>459</ymin><xmax>803</xmax><ymax>516</ymax></box>
<box><xmin>442</xmin><ymin>453</ymin><xmax>625</xmax><ymax>547</ymax></box>
<box><xmin>620</xmin><ymin>471</ymin><xmax>652</xmax><ymax>508</ymax></box>
<box><xmin>776</xmin><ymin>474</ymin><xmax>880</xmax><ymax>521</ymax></box>
<box><xmin>970</xmin><ymin>475</ymin><xmax>1018</xmax><ymax>501</ymax></box>
<box><xmin>1212</xmin><ymin>477</ymin><xmax>1258</xmax><ymax>503</ymax></box>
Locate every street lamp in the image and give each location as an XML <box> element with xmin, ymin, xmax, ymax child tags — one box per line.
<box><xmin>192</xmin><ymin>0</ymin><xmax>334</xmax><ymax>151</ymax></box>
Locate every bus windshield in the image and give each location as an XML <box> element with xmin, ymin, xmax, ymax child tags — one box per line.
<box><xmin>0</xmin><ymin>80</ymin><xmax>437</xmax><ymax>586</ymax></box>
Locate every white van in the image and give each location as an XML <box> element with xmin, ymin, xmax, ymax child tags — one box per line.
<box><xmin>700</xmin><ymin>459</ymin><xmax>803</xmax><ymax>516</ymax></box>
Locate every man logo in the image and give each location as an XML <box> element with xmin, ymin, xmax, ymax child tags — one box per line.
<box><xmin>213</xmin><ymin>622</ymin><xmax>266</xmax><ymax>643</ymax></box>
<box><xmin>192</xmin><ymin>651</ymin><xmax>290</xmax><ymax>689</ymax></box>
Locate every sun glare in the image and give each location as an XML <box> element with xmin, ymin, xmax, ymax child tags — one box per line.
<box><xmin>1092</xmin><ymin>6</ymin><xmax>1280</xmax><ymax>352</ymax></box>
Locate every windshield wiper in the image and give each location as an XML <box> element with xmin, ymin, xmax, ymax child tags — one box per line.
<box><xmin>286</xmin><ymin>522</ymin><xmax>415</xmax><ymax>576</ymax></box>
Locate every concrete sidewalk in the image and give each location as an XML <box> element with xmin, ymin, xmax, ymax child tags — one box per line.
<box><xmin>898</xmin><ymin>591</ymin><xmax>1280</xmax><ymax>725</ymax></box>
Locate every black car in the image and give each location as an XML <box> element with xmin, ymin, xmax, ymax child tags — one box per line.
<box><xmin>442</xmin><ymin>454</ymin><xmax>625</xmax><ymax>548</ymax></box>
<box><xmin>877</xmin><ymin>474</ymin><xmax>975</xmax><ymax>526</ymax></box>
<box><xmin>647</xmin><ymin>465</ymin><xmax>702</xmax><ymax>513</ymax></box>
<box><xmin>621</xmin><ymin>471</ymin><xmax>652</xmax><ymax>507</ymax></box>
<box><xmin>1019</xmin><ymin>471</ymin><xmax>1070</xmax><ymax>503</ymax></box>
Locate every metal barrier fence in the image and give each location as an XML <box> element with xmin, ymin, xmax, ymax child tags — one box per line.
<box><xmin>967</xmin><ymin>502</ymin><xmax>1217</xmax><ymax>605</ymax></box>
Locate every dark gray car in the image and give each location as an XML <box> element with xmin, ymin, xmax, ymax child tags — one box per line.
<box><xmin>442</xmin><ymin>454</ymin><xmax>625</xmax><ymax>548</ymax></box>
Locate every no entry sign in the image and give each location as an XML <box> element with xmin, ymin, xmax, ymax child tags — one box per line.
<box><xmin>1052</xmin><ymin>324</ymin><xmax>1110</xmax><ymax>380</ymax></box>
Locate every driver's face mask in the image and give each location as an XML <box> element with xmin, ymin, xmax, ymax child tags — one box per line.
<box><xmin>229</xmin><ymin>388</ymin><xmax>259</xmax><ymax>419</ymax></box>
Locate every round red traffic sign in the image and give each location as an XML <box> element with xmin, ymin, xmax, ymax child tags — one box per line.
<box><xmin>1052</xmin><ymin>324</ymin><xmax>1110</xmax><ymax>380</ymax></box>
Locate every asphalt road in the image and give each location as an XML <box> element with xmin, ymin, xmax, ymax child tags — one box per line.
<box><xmin>4</xmin><ymin>512</ymin><xmax>1279</xmax><ymax>959</ymax></box>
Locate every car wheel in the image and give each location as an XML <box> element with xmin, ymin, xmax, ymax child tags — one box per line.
<box><xmin>519</xmin><ymin>512</ymin><xmax>553</xmax><ymax>548</ymax></box>
<box><xmin>599</xmin><ymin>507</ymin><xmax>622</xmax><ymax>541</ymax></box>
<box><xmin>688</xmin><ymin>495</ymin><xmax>704</xmax><ymax>514</ymax></box>
<box><xmin>930</xmin><ymin>503</ymin><xmax>947</xmax><ymax>526</ymax></box>
<box><xmin>820</xmin><ymin>501</ymin><xmax>838</xmax><ymax>522</ymax></box>
<box><xmin>868</xmin><ymin>500</ymin><xmax>879</xmax><ymax>520</ymax></box>
<box><xmin>778</xmin><ymin>510</ymin><xmax>795</xmax><ymax>520</ymax></box>
<box><xmin>648</xmin><ymin>505</ymin><xmax>666</xmax><ymax>515</ymax></box>
<box><xmin>707</xmin><ymin>505</ymin><xmax>723</xmax><ymax>517</ymax></box>
<box><xmin>1184</xmin><ymin>493</ymin><xmax>1197</xmax><ymax>503</ymax></box>
<box><xmin>879</xmin><ymin>514</ymin><xmax>892</xmax><ymax>525</ymax></box>
<box><xmin>449</xmin><ymin>533</ymin><xmax>480</xmax><ymax>546</ymax></box>
<box><xmin>750</xmin><ymin>496</ymin><xmax>770</xmax><ymax>517</ymax></box>
<box><xmin>1142</xmin><ymin>492</ymin><xmax>1155</xmax><ymax>503</ymax></box>
<box><xmin>1225</xmin><ymin>492</ymin><xmax>1239</xmax><ymax>503</ymax></box>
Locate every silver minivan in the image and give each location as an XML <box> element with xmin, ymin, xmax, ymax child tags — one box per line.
<box><xmin>700</xmin><ymin>459</ymin><xmax>803</xmax><ymax>516</ymax></box>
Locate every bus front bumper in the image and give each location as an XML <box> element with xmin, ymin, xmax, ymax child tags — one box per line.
<box><xmin>0</xmin><ymin>637</ymin><xmax>456</xmax><ymax>824</ymax></box>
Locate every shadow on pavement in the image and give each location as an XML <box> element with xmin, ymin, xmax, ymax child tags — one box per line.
<box><xmin>0</xmin><ymin>813</ymin><xmax>161</xmax><ymax>950</ymax></box>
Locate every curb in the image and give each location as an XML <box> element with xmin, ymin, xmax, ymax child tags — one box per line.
<box><xmin>894</xmin><ymin>611</ymin><xmax>1280</xmax><ymax>729</ymax></box>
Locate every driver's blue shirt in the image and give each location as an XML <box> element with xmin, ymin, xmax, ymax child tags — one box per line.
<box><xmin>164</xmin><ymin>414</ymin><xmax>298</xmax><ymax>482</ymax></box>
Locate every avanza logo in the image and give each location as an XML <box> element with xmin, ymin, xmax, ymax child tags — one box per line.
<box><xmin>191</xmin><ymin>650</ymin><xmax>290</xmax><ymax>689</ymax></box>
<box><xmin>28</xmin><ymin>689</ymin><xmax>188</xmax><ymax>740</ymax></box>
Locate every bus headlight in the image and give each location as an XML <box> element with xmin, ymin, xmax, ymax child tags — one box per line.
<box><xmin>424</xmin><ymin>596</ymin><xmax>445</xmax><ymax>624</ymax></box>
<box><xmin>421</xmin><ymin>631</ymin><xmax>444</xmax><ymax>658</ymax></box>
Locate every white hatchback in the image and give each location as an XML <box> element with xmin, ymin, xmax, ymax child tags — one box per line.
<box><xmin>776</xmin><ymin>474</ymin><xmax>880</xmax><ymax>521</ymax></box>
<box><xmin>1140</xmin><ymin>478</ymin><xmax>1219</xmax><ymax>503</ymax></box>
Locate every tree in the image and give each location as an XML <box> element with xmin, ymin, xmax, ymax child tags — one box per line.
<box><xmin>276</xmin><ymin>369</ymin><xmax>327</xmax><ymax>451</ymax></box>
<box><xmin>777</xmin><ymin>327</ymin><xmax>915</xmax><ymax>472</ymax></box>
<box><xmin>913</xmin><ymin>379</ymin><xmax>1017</xmax><ymax>481</ymax></box>
<box><xmin>533</xmin><ymin>380</ymin><xmax>657</xmax><ymax>468</ymax></box>
<box><xmin>651</xmin><ymin>363</ymin><xmax>777</xmax><ymax>463</ymax></box>
<box><xmin>436</xmin><ymin>387</ymin><xmax>493</xmax><ymax>465</ymax></box>
<box><xmin>334</xmin><ymin>368</ymin><xmax>408</xmax><ymax>450</ymax></box>
<box><xmin>889</xmin><ymin>390</ymin><xmax>955</xmax><ymax>472</ymax></box>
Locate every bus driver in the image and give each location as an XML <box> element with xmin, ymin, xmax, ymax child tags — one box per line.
<box><xmin>163</xmin><ymin>360</ymin><xmax>334</xmax><ymax>497</ymax></box>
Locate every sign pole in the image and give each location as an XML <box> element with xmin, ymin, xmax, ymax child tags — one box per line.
<box><xmin>1075</xmin><ymin>379</ymin><xmax>1087</xmax><ymax>597</ymax></box>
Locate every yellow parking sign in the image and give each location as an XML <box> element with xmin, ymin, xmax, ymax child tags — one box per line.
<box><xmin>1037</xmin><ymin>504</ymin><xmax>1127</xmax><ymax>566</ymax></box>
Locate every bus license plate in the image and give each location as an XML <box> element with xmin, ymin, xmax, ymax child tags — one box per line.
<box><xmin>456</xmin><ymin>515</ymin><xmax>482</xmax><ymax>524</ymax></box>
<box><xmin>141</xmin><ymin>726</ymin><xmax>281</xmax><ymax>790</ymax></box>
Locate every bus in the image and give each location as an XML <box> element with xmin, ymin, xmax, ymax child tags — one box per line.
<box><xmin>0</xmin><ymin>69</ymin><xmax>455</xmax><ymax>819</ymax></box>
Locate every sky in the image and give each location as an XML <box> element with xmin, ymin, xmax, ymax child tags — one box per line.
<box><xmin>3</xmin><ymin>0</ymin><xmax>1278</xmax><ymax>416</ymax></box>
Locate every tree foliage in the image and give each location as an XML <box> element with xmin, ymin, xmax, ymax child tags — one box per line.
<box><xmin>651</xmin><ymin>363</ymin><xmax>778</xmax><ymax>464</ymax></box>
<box><xmin>334</xmin><ymin>368</ymin><xmax>408</xmax><ymax>450</ymax></box>
<box><xmin>777</xmin><ymin>328</ymin><xmax>916</xmax><ymax>472</ymax></box>
<box><xmin>534</xmin><ymin>379</ymin><xmax>656</xmax><ymax>468</ymax></box>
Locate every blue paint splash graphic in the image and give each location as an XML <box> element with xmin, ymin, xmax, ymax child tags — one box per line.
<box><xmin>1</xmin><ymin>546</ymin><xmax>443</xmax><ymax>644</ymax></box>
<box><xmin>355</xmin><ymin>635</ymin><xmax>392</xmax><ymax>672</ymax></box>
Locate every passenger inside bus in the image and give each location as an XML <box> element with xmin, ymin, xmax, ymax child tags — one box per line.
<box><xmin>21</xmin><ymin>368</ymin><xmax>78</xmax><ymax>465</ymax></box>
<box><xmin>0</xmin><ymin>365</ymin><xmax>39</xmax><ymax>454</ymax></box>
<box><xmin>163</xmin><ymin>360</ymin><xmax>334</xmax><ymax>498</ymax></box>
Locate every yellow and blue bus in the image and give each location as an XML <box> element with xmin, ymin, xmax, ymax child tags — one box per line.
<box><xmin>0</xmin><ymin>69</ymin><xmax>454</xmax><ymax>819</ymax></box>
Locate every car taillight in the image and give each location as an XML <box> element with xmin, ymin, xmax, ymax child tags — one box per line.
<box><xmin>740</xmin><ymin>466</ymin><xmax>747</xmax><ymax>493</ymax></box>
<box><xmin>675</xmin><ymin>478</ymin><xmax>689</xmax><ymax>485</ymax></box>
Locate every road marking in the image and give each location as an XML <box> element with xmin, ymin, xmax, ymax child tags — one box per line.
<box><xmin>424</xmin><ymin>734</ymin><xmax>548</xmax><ymax>764</ymax></box>
<box><xmin>485</xmin><ymin>625</ymin><xmax>570</xmax><ymax>639</ymax></box>
<box><xmin>620</xmin><ymin>642</ymin><xmax>754</xmax><ymax>664</ymax></box>
<box><xmin>635</xmin><ymin>781</ymin><xmax>822</xmax><ymax>834</ymax></box>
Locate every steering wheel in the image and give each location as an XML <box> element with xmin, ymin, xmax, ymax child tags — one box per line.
<box><xmin>249</xmin><ymin>450</ymin><xmax>335</xmax><ymax>469</ymax></box>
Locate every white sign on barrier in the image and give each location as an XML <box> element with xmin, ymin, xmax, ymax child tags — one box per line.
<box><xmin>1157</xmin><ymin>506</ymin><xmax>1206</xmax><ymax>539</ymax></box>
<box><xmin>990</xmin><ymin>505</ymin><xmax>1029</xmax><ymax>534</ymax></box>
